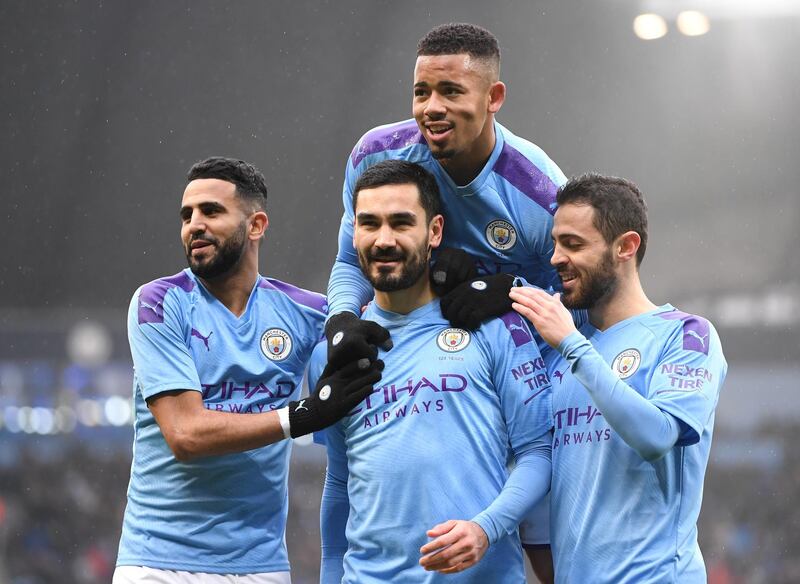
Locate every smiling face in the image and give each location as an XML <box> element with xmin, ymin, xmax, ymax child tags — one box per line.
<box><xmin>412</xmin><ymin>54</ymin><xmax>505</xmax><ymax>182</ymax></box>
<box><xmin>180</xmin><ymin>178</ymin><xmax>251</xmax><ymax>280</ymax></box>
<box><xmin>353</xmin><ymin>182</ymin><xmax>442</xmax><ymax>292</ymax></box>
<box><xmin>551</xmin><ymin>203</ymin><xmax>620</xmax><ymax>309</ymax></box>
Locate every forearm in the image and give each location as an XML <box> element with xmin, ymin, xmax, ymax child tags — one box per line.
<box><xmin>320</xmin><ymin>470</ymin><xmax>349</xmax><ymax>584</ymax></box>
<box><xmin>559</xmin><ymin>332</ymin><xmax>681</xmax><ymax>461</ymax></box>
<box><xmin>471</xmin><ymin>435</ymin><xmax>551</xmax><ymax>545</ymax></box>
<box><xmin>149</xmin><ymin>392</ymin><xmax>286</xmax><ymax>460</ymax></box>
<box><xmin>327</xmin><ymin>258</ymin><xmax>373</xmax><ymax>318</ymax></box>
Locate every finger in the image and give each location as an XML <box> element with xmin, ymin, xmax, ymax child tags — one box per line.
<box><xmin>512</xmin><ymin>301</ymin><xmax>539</xmax><ymax>323</ymax></box>
<box><xmin>423</xmin><ymin>545</ymin><xmax>473</xmax><ymax>571</ymax></box>
<box><xmin>362</xmin><ymin>321</ymin><xmax>392</xmax><ymax>350</ymax></box>
<box><xmin>425</xmin><ymin>519</ymin><xmax>457</xmax><ymax>538</ymax></box>
<box><xmin>341</xmin><ymin>385</ymin><xmax>377</xmax><ymax>411</ymax></box>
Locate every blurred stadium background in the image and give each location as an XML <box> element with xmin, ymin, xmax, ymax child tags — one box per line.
<box><xmin>1</xmin><ymin>1</ymin><xmax>798</xmax><ymax>582</ymax></box>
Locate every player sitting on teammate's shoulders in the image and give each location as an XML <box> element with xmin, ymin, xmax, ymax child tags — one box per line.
<box><xmin>315</xmin><ymin>160</ymin><xmax>554</xmax><ymax>584</ymax></box>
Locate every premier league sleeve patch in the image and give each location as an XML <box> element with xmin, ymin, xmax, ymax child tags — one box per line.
<box><xmin>261</xmin><ymin>328</ymin><xmax>293</xmax><ymax>361</ymax></box>
<box><xmin>485</xmin><ymin>219</ymin><xmax>517</xmax><ymax>251</ymax></box>
<box><xmin>436</xmin><ymin>328</ymin><xmax>471</xmax><ymax>352</ymax></box>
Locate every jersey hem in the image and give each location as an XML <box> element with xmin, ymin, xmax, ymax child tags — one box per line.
<box><xmin>115</xmin><ymin>558</ymin><xmax>291</xmax><ymax>575</ymax></box>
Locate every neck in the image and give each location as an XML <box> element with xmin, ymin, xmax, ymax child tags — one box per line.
<box><xmin>198</xmin><ymin>253</ymin><xmax>259</xmax><ymax>317</ymax></box>
<box><xmin>374</xmin><ymin>271</ymin><xmax>436</xmax><ymax>315</ymax></box>
<box><xmin>587</xmin><ymin>273</ymin><xmax>657</xmax><ymax>331</ymax></box>
<box><xmin>439</xmin><ymin>118</ymin><xmax>496</xmax><ymax>186</ymax></box>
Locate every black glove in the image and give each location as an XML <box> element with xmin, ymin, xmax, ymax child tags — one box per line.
<box><xmin>430</xmin><ymin>247</ymin><xmax>478</xmax><ymax>296</ymax></box>
<box><xmin>288</xmin><ymin>357</ymin><xmax>385</xmax><ymax>438</ymax></box>
<box><xmin>325</xmin><ymin>311</ymin><xmax>392</xmax><ymax>369</ymax></box>
<box><xmin>440</xmin><ymin>273</ymin><xmax>516</xmax><ymax>330</ymax></box>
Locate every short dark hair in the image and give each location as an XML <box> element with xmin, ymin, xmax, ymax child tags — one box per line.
<box><xmin>353</xmin><ymin>160</ymin><xmax>441</xmax><ymax>221</ymax></box>
<box><xmin>417</xmin><ymin>23</ymin><xmax>500</xmax><ymax>76</ymax></box>
<box><xmin>557</xmin><ymin>173</ymin><xmax>649</xmax><ymax>266</ymax></box>
<box><xmin>187</xmin><ymin>157</ymin><xmax>268</xmax><ymax>211</ymax></box>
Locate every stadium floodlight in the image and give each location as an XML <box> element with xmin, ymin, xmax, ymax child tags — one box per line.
<box><xmin>633</xmin><ymin>13</ymin><xmax>668</xmax><ymax>40</ymax></box>
<box><xmin>677</xmin><ymin>11</ymin><xmax>711</xmax><ymax>36</ymax></box>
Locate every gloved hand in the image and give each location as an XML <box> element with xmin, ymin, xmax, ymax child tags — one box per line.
<box><xmin>325</xmin><ymin>311</ymin><xmax>392</xmax><ymax>369</ymax></box>
<box><xmin>288</xmin><ymin>357</ymin><xmax>385</xmax><ymax>438</ymax></box>
<box><xmin>440</xmin><ymin>273</ymin><xmax>516</xmax><ymax>330</ymax></box>
<box><xmin>430</xmin><ymin>247</ymin><xmax>477</xmax><ymax>296</ymax></box>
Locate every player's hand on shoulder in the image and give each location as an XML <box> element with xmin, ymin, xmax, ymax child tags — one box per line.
<box><xmin>325</xmin><ymin>311</ymin><xmax>392</xmax><ymax>369</ymax></box>
<box><xmin>440</xmin><ymin>273</ymin><xmax>516</xmax><ymax>330</ymax></box>
<box><xmin>288</xmin><ymin>357</ymin><xmax>384</xmax><ymax>438</ymax></box>
<box><xmin>419</xmin><ymin>519</ymin><xmax>489</xmax><ymax>574</ymax></box>
<box><xmin>430</xmin><ymin>247</ymin><xmax>477</xmax><ymax>296</ymax></box>
<box><xmin>509</xmin><ymin>287</ymin><xmax>576</xmax><ymax>349</ymax></box>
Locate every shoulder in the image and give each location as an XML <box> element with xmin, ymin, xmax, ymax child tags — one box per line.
<box><xmin>644</xmin><ymin>306</ymin><xmax>720</xmax><ymax>356</ymax></box>
<box><xmin>257</xmin><ymin>277</ymin><xmax>328</xmax><ymax>320</ymax></box>
<box><xmin>492</xmin><ymin>123</ymin><xmax>566</xmax><ymax>215</ymax></box>
<box><xmin>475</xmin><ymin>310</ymin><xmax>539</xmax><ymax>353</ymax></box>
<box><xmin>133</xmin><ymin>270</ymin><xmax>196</xmax><ymax>325</ymax></box>
<box><xmin>349</xmin><ymin>119</ymin><xmax>428</xmax><ymax>170</ymax></box>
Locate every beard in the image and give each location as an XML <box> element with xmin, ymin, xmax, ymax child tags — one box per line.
<box><xmin>358</xmin><ymin>241</ymin><xmax>429</xmax><ymax>292</ymax></box>
<box><xmin>185</xmin><ymin>222</ymin><xmax>247</xmax><ymax>279</ymax></box>
<box><xmin>560</xmin><ymin>248</ymin><xmax>618</xmax><ymax>309</ymax></box>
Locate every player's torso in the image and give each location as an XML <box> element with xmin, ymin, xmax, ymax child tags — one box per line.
<box><xmin>338</xmin><ymin>303</ymin><xmax>527</xmax><ymax>584</ymax></box>
<box><xmin>549</xmin><ymin>318</ymin><xmax>690</xmax><ymax>583</ymax></box>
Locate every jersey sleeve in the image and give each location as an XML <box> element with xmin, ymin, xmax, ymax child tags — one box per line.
<box><xmin>320</xmin><ymin>408</ymin><xmax>350</xmax><ymax>583</ymax></box>
<box><xmin>648</xmin><ymin>319</ymin><xmax>727</xmax><ymax>446</ymax></box>
<box><xmin>326</xmin><ymin>148</ymin><xmax>375</xmax><ymax>317</ymax></box>
<box><xmin>489</xmin><ymin>313</ymin><xmax>553</xmax><ymax>449</ymax></box>
<box><xmin>127</xmin><ymin>287</ymin><xmax>201</xmax><ymax>400</ymax></box>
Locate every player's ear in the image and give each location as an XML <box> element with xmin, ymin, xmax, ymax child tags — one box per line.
<box><xmin>616</xmin><ymin>231</ymin><xmax>640</xmax><ymax>264</ymax></box>
<box><xmin>428</xmin><ymin>214</ymin><xmax>444</xmax><ymax>249</ymax></box>
<box><xmin>249</xmin><ymin>210</ymin><xmax>269</xmax><ymax>240</ymax></box>
<box><xmin>488</xmin><ymin>81</ymin><xmax>506</xmax><ymax>114</ymax></box>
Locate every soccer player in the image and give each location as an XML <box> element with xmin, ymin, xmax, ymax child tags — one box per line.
<box><xmin>114</xmin><ymin>157</ymin><xmax>383</xmax><ymax>584</ymax></box>
<box><xmin>509</xmin><ymin>174</ymin><xmax>727</xmax><ymax>583</ymax></box>
<box><xmin>316</xmin><ymin>160</ymin><xmax>553</xmax><ymax>583</ymax></box>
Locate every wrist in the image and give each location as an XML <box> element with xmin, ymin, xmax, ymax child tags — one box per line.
<box><xmin>276</xmin><ymin>406</ymin><xmax>291</xmax><ymax>440</ymax></box>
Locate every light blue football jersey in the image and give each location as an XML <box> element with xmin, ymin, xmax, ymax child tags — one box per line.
<box><xmin>117</xmin><ymin>269</ymin><xmax>326</xmax><ymax>574</ymax></box>
<box><xmin>315</xmin><ymin>299</ymin><xmax>553</xmax><ymax>583</ymax></box>
<box><xmin>327</xmin><ymin>119</ymin><xmax>567</xmax><ymax>317</ymax></box>
<box><xmin>548</xmin><ymin>305</ymin><xmax>727</xmax><ymax>583</ymax></box>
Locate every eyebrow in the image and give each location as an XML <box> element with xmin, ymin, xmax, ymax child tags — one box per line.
<box><xmin>179</xmin><ymin>201</ymin><xmax>226</xmax><ymax>218</ymax></box>
<box><xmin>356</xmin><ymin>211</ymin><xmax>417</xmax><ymax>222</ymax></box>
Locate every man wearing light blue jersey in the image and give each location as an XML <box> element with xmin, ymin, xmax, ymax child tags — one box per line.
<box><xmin>114</xmin><ymin>157</ymin><xmax>383</xmax><ymax>584</ymax></box>
<box><xmin>316</xmin><ymin>160</ymin><xmax>553</xmax><ymax>583</ymax></box>
<box><xmin>510</xmin><ymin>174</ymin><xmax>727</xmax><ymax>583</ymax></box>
<box><xmin>324</xmin><ymin>26</ymin><xmax>565</xmax><ymax>577</ymax></box>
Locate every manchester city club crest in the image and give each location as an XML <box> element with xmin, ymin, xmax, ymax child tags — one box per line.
<box><xmin>261</xmin><ymin>328</ymin><xmax>293</xmax><ymax>361</ymax></box>
<box><xmin>612</xmin><ymin>348</ymin><xmax>641</xmax><ymax>379</ymax></box>
<box><xmin>485</xmin><ymin>219</ymin><xmax>518</xmax><ymax>251</ymax></box>
<box><xmin>436</xmin><ymin>328</ymin><xmax>471</xmax><ymax>352</ymax></box>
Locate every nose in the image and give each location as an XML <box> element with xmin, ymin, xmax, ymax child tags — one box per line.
<box><xmin>551</xmin><ymin>244</ymin><xmax>567</xmax><ymax>268</ymax></box>
<box><xmin>424</xmin><ymin>91</ymin><xmax>446</xmax><ymax>119</ymax></box>
<box><xmin>374</xmin><ymin>224</ymin><xmax>397</xmax><ymax>249</ymax></box>
<box><xmin>185</xmin><ymin>211</ymin><xmax>207</xmax><ymax>237</ymax></box>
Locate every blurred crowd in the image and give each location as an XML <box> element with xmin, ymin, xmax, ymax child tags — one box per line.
<box><xmin>1</xmin><ymin>423</ymin><xmax>798</xmax><ymax>583</ymax></box>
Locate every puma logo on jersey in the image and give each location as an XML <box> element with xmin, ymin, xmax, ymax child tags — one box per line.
<box><xmin>139</xmin><ymin>299</ymin><xmax>163</xmax><ymax>317</ymax></box>
<box><xmin>553</xmin><ymin>370</ymin><xmax>564</xmax><ymax>383</ymax></box>
<box><xmin>191</xmin><ymin>328</ymin><xmax>213</xmax><ymax>351</ymax></box>
<box><xmin>294</xmin><ymin>400</ymin><xmax>309</xmax><ymax>412</ymax></box>
<box><xmin>686</xmin><ymin>330</ymin><xmax>708</xmax><ymax>348</ymax></box>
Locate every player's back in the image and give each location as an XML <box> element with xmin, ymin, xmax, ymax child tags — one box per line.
<box><xmin>548</xmin><ymin>305</ymin><xmax>726</xmax><ymax>583</ymax></box>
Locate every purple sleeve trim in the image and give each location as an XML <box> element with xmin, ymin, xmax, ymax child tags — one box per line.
<box><xmin>493</xmin><ymin>143</ymin><xmax>559</xmax><ymax>215</ymax></box>
<box><xmin>656</xmin><ymin>310</ymin><xmax>712</xmax><ymax>355</ymax></box>
<box><xmin>350</xmin><ymin>120</ymin><xmax>425</xmax><ymax>168</ymax></box>
<box><xmin>500</xmin><ymin>312</ymin><xmax>534</xmax><ymax>347</ymax></box>
<box><xmin>259</xmin><ymin>278</ymin><xmax>328</xmax><ymax>315</ymax></box>
<box><xmin>137</xmin><ymin>272</ymin><xmax>194</xmax><ymax>324</ymax></box>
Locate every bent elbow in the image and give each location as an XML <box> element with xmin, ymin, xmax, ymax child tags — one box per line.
<box><xmin>164</xmin><ymin>430</ymin><xmax>204</xmax><ymax>462</ymax></box>
<box><xmin>640</xmin><ymin>444</ymin><xmax>671</xmax><ymax>463</ymax></box>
